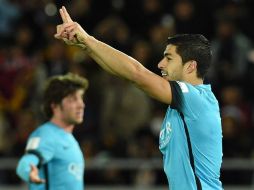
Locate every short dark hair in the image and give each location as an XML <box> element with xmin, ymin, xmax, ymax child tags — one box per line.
<box><xmin>43</xmin><ymin>73</ymin><xmax>89</xmax><ymax>119</ymax></box>
<box><xmin>167</xmin><ymin>34</ymin><xmax>212</xmax><ymax>78</ymax></box>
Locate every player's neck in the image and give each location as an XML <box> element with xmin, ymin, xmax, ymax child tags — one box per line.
<box><xmin>50</xmin><ymin>118</ymin><xmax>74</xmax><ymax>133</ymax></box>
<box><xmin>183</xmin><ymin>74</ymin><xmax>203</xmax><ymax>85</ymax></box>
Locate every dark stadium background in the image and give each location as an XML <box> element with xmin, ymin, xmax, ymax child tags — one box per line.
<box><xmin>0</xmin><ymin>0</ymin><xmax>254</xmax><ymax>189</ymax></box>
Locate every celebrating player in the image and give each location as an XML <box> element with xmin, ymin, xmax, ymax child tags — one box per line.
<box><xmin>55</xmin><ymin>6</ymin><xmax>223</xmax><ymax>190</ymax></box>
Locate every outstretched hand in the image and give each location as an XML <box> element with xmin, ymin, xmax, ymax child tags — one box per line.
<box><xmin>29</xmin><ymin>164</ymin><xmax>45</xmax><ymax>184</ymax></box>
<box><xmin>54</xmin><ymin>6</ymin><xmax>89</xmax><ymax>49</ymax></box>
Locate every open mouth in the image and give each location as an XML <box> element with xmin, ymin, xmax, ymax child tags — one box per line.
<box><xmin>161</xmin><ymin>71</ymin><xmax>168</xmax><ymax>76</ymax></box>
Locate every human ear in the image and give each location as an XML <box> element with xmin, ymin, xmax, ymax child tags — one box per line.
<box><xmin>186</xmin><ymin>60</ymin><xmax>197</xmax><ymax>73</ymax></box>
<box><xmin>50</xmin><ymin>103</ymin><xmax>58</xmax><ymax>112</ymax></box>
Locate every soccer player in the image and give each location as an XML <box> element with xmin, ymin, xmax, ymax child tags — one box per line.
<box><xmin>55</xmin><ymin>6</ymin><xmax>223</xmax><ymax>190</ymax></box>
<box><xmin>16</xmin><ymin>73</ymin><xmax>89</xmax><ymax>190</ymax></box>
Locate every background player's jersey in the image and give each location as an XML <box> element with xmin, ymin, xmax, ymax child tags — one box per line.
<box><xmin>159</xmin><ymin>81</ymin><xmax>223</xmax><ymax>190</ymax></box>
<box><xmin>17</xmin><ymin>122</ymin><xmax>84</xmax><ymax>190</ymax></box>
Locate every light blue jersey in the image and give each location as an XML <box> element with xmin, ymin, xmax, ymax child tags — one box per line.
<box><xmin>159</xmin><ymin>81</ymin><xmax>223</xmax><ymax>190</ymax></box>
<box><xmin>16</xmin><ymin>122</ymin><xmax>84</xmax><ymax>190</ymax></box>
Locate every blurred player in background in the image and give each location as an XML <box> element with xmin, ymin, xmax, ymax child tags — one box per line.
<box><xmin>16</xmin><ymin>73</ymin><xmax>89</xmax><ymax>190</ymax></box>
<box><xmin>55</xmin><ymin>6</ymin><xmax>223</xmax><ymax>190</ymax></box>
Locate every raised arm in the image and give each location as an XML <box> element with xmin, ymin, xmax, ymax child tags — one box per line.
<box><xmin>55</xmin><ymin>6</ymin><xmax>172</xmax><ymax>104</ymax></box>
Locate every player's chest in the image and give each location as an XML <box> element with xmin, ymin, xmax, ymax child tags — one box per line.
<box><xmin>159</xmin><ymin>110</ymin><xmax>185</xmax><ymax>151</ymax></box>
<box><xmin>54</xmin><ymin>137</ymin><xmax>83</xmax><ymax>163</ymax></box>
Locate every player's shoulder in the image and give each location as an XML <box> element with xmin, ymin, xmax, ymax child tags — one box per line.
<box><xmin>175</xmin><ymin>81</ymin><xmax>190</xmax><ymax>93</ymax></box>
<box><xmin>30</xmin><ymin>122</ymin><xmax>56</xmax><ymax>137</ymax></box>
<box><xmin>174</xmin><ymin>81</ymin><xmax>200</xmax><ymax>95</ymax></box>
<box><xmin>26</xmin><ymin>122</ymin><xmax>58</xmax><ymax>150</ymax></box>
<box><xmin>176</xmin><ymin>81</ymin><xmax>212</xmax><ymax>95</ymax></box>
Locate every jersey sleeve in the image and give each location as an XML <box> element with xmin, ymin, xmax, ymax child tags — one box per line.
<box><xmin>169</xmin><ymin>81</ymin><xmax>203</xmax><ymax>119</ymax></box>
<box><xmin>25</xmin><ymin>128</ymin><xmax>55</xmax><ymax>164</ymax></box>
<box><xmin>16</xmin><ymin>154</ymin><xmax>39</xmax><ymax>182</ymax></box>
<box><xmin>16</xmin><ymin>126</ymin><xmax>56</xmax><ymax>182</ymax></box>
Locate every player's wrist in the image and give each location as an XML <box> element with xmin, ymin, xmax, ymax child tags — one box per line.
<box><xmin>77</xmin><ymin>32</ymin><xmax>91</xmax><ymax>44</ymax></box>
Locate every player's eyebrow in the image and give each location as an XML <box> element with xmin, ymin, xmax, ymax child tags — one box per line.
<box><xmin>164</xmin><ymin>52</ymin><xmax>172</xmax><ymax>57</ymax></box>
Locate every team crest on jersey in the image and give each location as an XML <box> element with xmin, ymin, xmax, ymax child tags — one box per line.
<box><xmin>68</xmin><ymin>163</ymin><xmax>84</xmax><ymax>180</ymax></box>
<box><xmin>26</xmin><ymin>137</ymin><xmax>40</xmax><ymax>150</ymax></box>
<box><xmin>159</xmin><ymin>122</ymin><xmax>172</xmax><ymax>149</ymax></box>
<box><xmin>176</xmin><ymin>81</ymin><xmax>189</xmax><ymax>93</ymax></box>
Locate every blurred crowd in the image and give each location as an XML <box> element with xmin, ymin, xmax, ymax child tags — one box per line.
<box><xmin>0</xmin><ymin>0</ymin><xmax>254</xmax><ymax>186</ymax></box>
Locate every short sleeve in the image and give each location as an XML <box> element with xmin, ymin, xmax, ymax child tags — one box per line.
<box><xmin>16</xmin><ymin>154</ymin><xmax>39</xmax><ymax>182</ymax></box>
<box><xmin>170</xmin><ymin>81</ymin><xmax>203</xmax><ymax>119</ymax></box>
<box><xmin>25</xmin><ymin>128</ymin><xmax>55</xmax><ymax>163</ymax></box>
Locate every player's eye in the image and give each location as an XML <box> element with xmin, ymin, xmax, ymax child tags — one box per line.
<box><xmin>166</xmin><ymin>57</ymin><xmax>172</xmax><ymax>61</ymax></box>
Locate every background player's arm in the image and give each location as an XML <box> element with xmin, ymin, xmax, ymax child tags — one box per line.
<box><xmin>16</xmin><ymin>154</ymin><xmax>45</xmax><ymax>183</ymax></box>
<box><xmin>55</xmin><ymin>6</ymin><xmax>172</xmax><ymax>104</ymax></box>
<box><xmin>16</xmin><ymin>133</ymin><xmax>54</xmax><ymax>183</ymax></box>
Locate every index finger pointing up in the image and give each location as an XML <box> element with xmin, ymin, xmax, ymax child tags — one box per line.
<box><xmin>60</xmin><ymin>8</ymin><xmax>68</xmax><ymax>23</ymax></box>
<box><xmin>62</xmin><ymin>6</ymin><xmax>73</xmax><ymax>23</ymax></box>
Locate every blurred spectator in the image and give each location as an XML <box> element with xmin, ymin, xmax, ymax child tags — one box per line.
<box><xmin>0</xmin><ymin>46</ymin><xmax>36</xmax><ymax>116</ymax></box>
<box><xmin>172</xmin><ymin>0</ymin><xmax>200</xmax><ymax>34</ymax></box>
<box><xmin>127</xmin><ymin>127</ymin><xmax>159</xmax><ymax>159</ymax></box>
<box><xmin>44</xmin><ymin>41</ymin><xmax>69</xmax><ymax>76</ymax></box>
<box><xmin>0</xmin><ymin>111</ymin><xmax>11</xmax><ymax>156</ymax></box>
<box><xmin>99</xmin><ymin>75</ymin><xmax>152</xmax><ymax>140</ymax></box>
<box><xmin>147</xmin><ymin>15</ymin><xmax>175</xmax><ymax>72</ymax></box>
<box><xmin>220</xmin><ymin>86</ymin><xmax>253</xmax><ymax>157</ymax></box>
<box><xmin>139</xmin><ymin>0</ymin><xmax>164</xmax><ymax>34</ymax></box>
<box><xmin>0</xmin><ymin>0</ymin><xmax>21</xmax><ymax>44</ymax></box>
<box><xmin>134</xmin><ymin>165</ymin><xmax>156</xmax><ymax>187</ymax></box>
<box><xmin>131</xmin><ymin>40</ymin><xmax>154</xmax><ymax>71</ymax></box>
<box><xmin>208</xmin><ymin>13</ymin><xmax>252</xmax><ymax>90</ymax></box>
<box><xmin>93</xmin><ymin>16</ymin><xmax>131</xmax><ymax>52</ymax></box>
<box><xmin>11</xmin><ymin>108</ymin><xmax>38</xmax><ymax>156</ymax></box>
<box><xmin>15</xmin><ymin>25</ymin><xmax>35</xmax><ymax>55</ymax></box>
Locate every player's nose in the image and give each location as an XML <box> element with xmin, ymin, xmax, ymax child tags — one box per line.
<box><xmin>78</xmin><ymin>99</ymin><xmax>85</xmax><ymax>109</ymax></box>
<box><xmin>158</xmin><ymin>58</ymin><xmax>165</xmax><ymax>69</ymax></box>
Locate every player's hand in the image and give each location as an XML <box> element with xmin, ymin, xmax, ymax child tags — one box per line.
<box><xmin>54</xmin><ymin>6</ymin><xmax>90</xmax><ymax>49</ymax></box>
<box><xmin>29</xmin><ymin>164</ymin><xmax>45</xmax><ymax>184</ymax></box>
